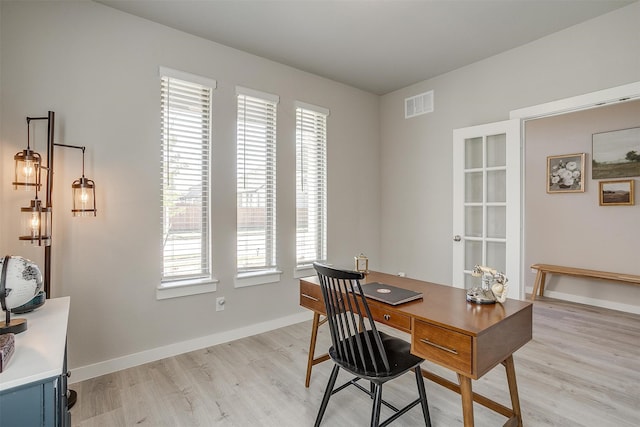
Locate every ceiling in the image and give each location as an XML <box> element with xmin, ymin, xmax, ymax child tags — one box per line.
<box><xmin>96</xmin><ymin>0</ymin><xmax>635</xmax><ymax>95</ymax></box>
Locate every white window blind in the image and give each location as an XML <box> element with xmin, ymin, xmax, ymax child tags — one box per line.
<box><xmin>296</xmin><ymin>104</ymin><xmax>328</xmax><ymax>268</ymax></box>
<box><xmin>160</xmin><ymin>70</ymin><xmax>214</xmax><ymax>283</ymax></box>
<box><xmin>236</xmin><ymin>88</ymin><xmax>279</xmax><ymax>273</ymax></box>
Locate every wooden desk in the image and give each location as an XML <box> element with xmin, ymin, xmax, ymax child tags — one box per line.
<box><xmin>300</xmin><ymin>272</ymin><xmax>532</xmax><ymax>427</ymax></box>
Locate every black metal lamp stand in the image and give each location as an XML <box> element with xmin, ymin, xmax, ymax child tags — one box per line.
<box><xmin>11</xmin><ymin>111</ymin><xmax>97</xmax><ymax>410</ymax></box>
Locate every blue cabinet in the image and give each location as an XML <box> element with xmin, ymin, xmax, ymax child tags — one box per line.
<box><xmin>0</xmin><ymin>298</ymin><xmax>71</xmax><ymax>427</ymax></box>
<box><xmin>0</xmin><ymin>379</ymin><xmax>58</xmax><ymax>426</ymax></box>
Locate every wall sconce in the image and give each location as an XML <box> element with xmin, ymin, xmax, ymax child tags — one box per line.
<box><xmin>11</xmin><ymin>111</ymin><xmax>97</xmax><ymax>297</ymax></box>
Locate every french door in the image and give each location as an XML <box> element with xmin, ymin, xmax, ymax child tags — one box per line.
<box><xmin>452</xmin><ymin>119</ymin><xmax>522</xmax><ymax>300</ymax></box>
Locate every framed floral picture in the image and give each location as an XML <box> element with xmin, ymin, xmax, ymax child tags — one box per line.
<box><xmin>547</xmin><ymin>153</ymin><xmax>585</xmax><ymax>193</ymax></box>
<box><xmin>599</xmin><ymin>179</ymin><xmax>635</xmax><ymax>206</ymax></box>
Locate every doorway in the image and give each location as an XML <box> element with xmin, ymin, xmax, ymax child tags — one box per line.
<box><xmin>512</xmin><ymin>81</ymin><xmax>640</xmax><ymax>309</ymax></box>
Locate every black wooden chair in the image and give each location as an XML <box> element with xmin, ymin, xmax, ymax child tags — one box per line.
<box><xmin>312</xmin><ymin>262</ymin><xmax>432</xmax><ymax>427</ymax></box>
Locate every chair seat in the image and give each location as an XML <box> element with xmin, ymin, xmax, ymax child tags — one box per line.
<box><xmin>330</xmin><ymin>330</ymin><xmax>424</xmax><ymax>382</ymax></box>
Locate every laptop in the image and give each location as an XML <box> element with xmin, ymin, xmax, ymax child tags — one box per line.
<box><xmin>359</xmin><ymin>282</ymin><xmax>423</xmax><ymax>306</ymax></box>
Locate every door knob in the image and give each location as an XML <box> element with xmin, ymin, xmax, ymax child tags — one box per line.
<box><xmin>453</xmin><ymin>235</ymin><xmax>462</xmax><ymax>242</ymax></box>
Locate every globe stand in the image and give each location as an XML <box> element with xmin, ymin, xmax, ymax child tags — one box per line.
<box><xmin>1</xmin><ymin>256</ymin><xmax>29</xmax><ymax>335</ymax></box>
<box><xmin>1</xmin><ymin>293</ymin><xmax>28</xmax><ymax>334</ymax></box>
<box><xmin>0</xmin><ymin>314</ymin><xmax>27</xmax><ymax>335</ymax></box>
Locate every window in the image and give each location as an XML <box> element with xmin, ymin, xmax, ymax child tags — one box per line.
<box><xmin>296</xmin><ymin>103</ymin><xmax>329</xmax><ymax>269</ymax></box>
<box><xmin>160</xmin><ymin>67</ymin><xmax>216</xmax><ymax>295</ymax></box>
<box><xmin>236</xmin><ymin>87</ymin><xmax>279</xmax><ymax>281</ymax></box>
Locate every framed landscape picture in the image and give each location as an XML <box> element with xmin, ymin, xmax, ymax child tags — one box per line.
<box><xmin>547</xmin><ymin>153</ymin><xmax>585</xmax><ymax>193</ymax></box>
<box><xmin>592</xmin><ymin>127</ymin><xmax>640</xmax><ymax>179</ymax></box>
<box><xmin>599</xmin><ymin>179</ymin><xmax>635</xmax><ymax>206</ymax></box>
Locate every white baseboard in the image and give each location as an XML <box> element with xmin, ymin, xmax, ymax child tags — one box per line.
<box><xmin>526</xmin><ymin>287</ymin><xmax>640</xmax><ymax>315</ymax></box>
<box><xmin>69</xmin><ymin>310</ymin><xmax>314</xmax><ymax>384</ymax></box>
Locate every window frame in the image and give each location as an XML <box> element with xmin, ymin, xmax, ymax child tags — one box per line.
<box><xmin>234</xmin><ymin>86</ymin><xmax>282</xmax><ymax>287</ymax></box>
<box><xmin>157</xmin><ymin>66</ymin><xmax>218</xmax><ymax>299</ymax></box>
<box><xmin>295</xmin><ymin>102</ymin><xmax>329</xmax><ymax>277</ymax></box>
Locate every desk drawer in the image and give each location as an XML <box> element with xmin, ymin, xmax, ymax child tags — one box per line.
<box><xmin>300</xmin><ymin>281</ymin><xmax>325</xmax><ymax>313</ymax></box>
<box><xmin>368</xmin><ymin>305</ymin><xmax>411</xmax><ymax>332</ymax></box>
<box><xmin>412</xmin><ymin>320</ymin><xmax>472</xmax><ymax>375</ymax></box>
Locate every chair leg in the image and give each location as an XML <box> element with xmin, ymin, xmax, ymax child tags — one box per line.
<box><xmin>314</xmin><ymin>364</ymin><xmax>340</xmax><ymax>427</ymax></box>
<box><xmin>414</xmin><ymin>367</ymin><xmax>432</xmax><ymax>427</ymax></box>
<box><xmin>370</xmin><ymin>383</ymin><xmax>383</xmax><ymax>427</ymax></box>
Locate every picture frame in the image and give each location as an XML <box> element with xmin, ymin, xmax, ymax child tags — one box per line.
<box><xmin>592</xmin><ymin>127</ymin><xmax>640</xmax><ymax>179</ymax></box>
<box><xmin>354</xmin><ymin>253</ymin><xmax>369</xmax><ymax>273</ymax></box>
<box><xmin>547</xmin><ymin>153</ymin><xmax>585</xmax><ymax>193</ymax></box>
<box><xmin>599</xmin><ymin>179</ymin><xmax>635</xmax><ymax>206</ymax></box>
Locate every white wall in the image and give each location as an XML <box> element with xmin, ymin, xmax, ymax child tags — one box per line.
<box><xmin>524</xmin><ymin>101</ymin><xmax>640</xmax><ymax>311</ymax></box>
<box><xmin>379</xmin><ymin>2</ymin><xmax>640</xmax><ymax>304</ymax></box>
<box><xmin>0</xmin><ymin>1</ymin><xmax>380</xmax><ymax>374</ymax></box>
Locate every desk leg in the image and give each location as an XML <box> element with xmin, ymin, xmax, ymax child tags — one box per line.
<box><xmin>457</xmin><ymin>373</ymin><xmax>474</xmax><ymax>427</ymax></box>
<box><xmin>503</xmin><ymin>355</ymin><xmax>523</xmax><ymax>426</ymax></box>
<box><xmin>305</xmin><ymin>312</ymin><xmax>329</xmax><ymax>388</ymax></box>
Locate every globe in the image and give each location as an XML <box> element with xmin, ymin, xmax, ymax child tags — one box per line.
<box><xmin>0</xmin><ymin>256</ymin><xmax>43</xmax><ymax>310</ymax></box>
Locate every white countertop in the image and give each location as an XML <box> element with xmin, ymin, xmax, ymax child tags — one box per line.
<box><xmin>0</xmin><ymin>297</ymin><xmax>70</xmax><ymax>391</ymax></box>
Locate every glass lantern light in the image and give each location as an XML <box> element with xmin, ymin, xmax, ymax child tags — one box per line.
<box><xmin>72</xmin><ymin>176</ymin><xmax>97</xmax><ymax>217</ymax></box>
<box><xmin>70</xmin><ymin>146</ymin><xmax>97</xmax><ymax>217</ymax></box>
<box><xmin>13</xmin><ymin>125</ymin><xmax>42</xmax><ymax>190</ymax></box>
<box><xmin>19</xmin><ymin>198</ymin><xmax>52</xmax><ymax>246</ymax></box>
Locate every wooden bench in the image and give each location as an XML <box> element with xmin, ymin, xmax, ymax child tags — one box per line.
<box><xmin>530</xmin><ymin>264</ymin><xmax>640</xmax><ymax>301</ymax></box>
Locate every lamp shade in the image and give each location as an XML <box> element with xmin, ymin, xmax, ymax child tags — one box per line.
<box><xmin>19</xmin><ymin>199</ymin><xmax>51</xmax><ymax>246</ymax></box>
<box><xmin>13</xmin><ymin>149</ymin><xmax>41</xmax><ymax>190</ymax></box>
<box><xmin>72</xmin><ymin>177</ymin><xmax>96</xmax><ymax>217</ymax></box>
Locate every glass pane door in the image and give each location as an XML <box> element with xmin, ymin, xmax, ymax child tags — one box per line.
<box><xmin>452</xmin><ymin>120</ymin><xmax>521</xmax><ymax>299</ymax></box>
<box><xmin>461</xmin><ymin>134</ymin><xmax>506</xmax><ymax>286</ymax></box>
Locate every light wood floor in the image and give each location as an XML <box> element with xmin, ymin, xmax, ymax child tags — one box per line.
<box><xmin>70</xmin><ymin>297</ymin><xmax>640</xmax><ymax>426</ymax></box>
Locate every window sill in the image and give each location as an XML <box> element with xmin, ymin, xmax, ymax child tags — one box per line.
<box><xmin>293</xmin><ymin>266</ymin><xmax>316</xmax><ymax>279</ymax></box>
<box><xmin>156</xmin><ymin>278</ymin><xmax>218</xmax><ymax>300</ymax></box>
<box><xmin>234</xmin><ymin>270</ymin><xmax>282</xmax><ymax>288</ymax></box>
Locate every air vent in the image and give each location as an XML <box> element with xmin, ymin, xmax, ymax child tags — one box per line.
<box><xmin>405</xmin><ymin>90</ymin><xmax>434</xmax><ymax>119</ymax></box>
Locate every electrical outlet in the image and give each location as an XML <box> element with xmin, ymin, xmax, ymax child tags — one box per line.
<box><xmin>216</xmin><ymin>297</ymin><xmax>225</xmax><ymax>311</ymax></box>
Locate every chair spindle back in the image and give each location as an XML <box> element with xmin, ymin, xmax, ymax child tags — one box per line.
<box><xmin>313</xmin><ymin>262</ymin><xmax>391</xmax><ymax>374</ymax></box>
